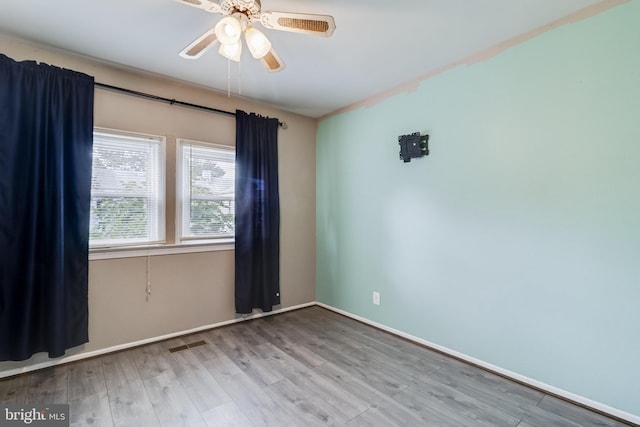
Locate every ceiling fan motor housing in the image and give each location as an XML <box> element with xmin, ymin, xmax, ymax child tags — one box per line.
<box><xmin>220</xmin><ymin>0</ymin><xmax>262</xmax><ymax>21</ymax></box>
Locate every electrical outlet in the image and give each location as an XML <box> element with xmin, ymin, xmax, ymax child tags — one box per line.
<box><xmin>373</xmin><ymin>291</ymin><xmax>380</xmax><ymax>306</ymax></box>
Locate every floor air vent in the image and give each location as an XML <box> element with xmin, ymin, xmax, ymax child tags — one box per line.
<box><xmin>168</xmin><ymin>340</ymin><xmax>207</xmax><ymax>353</ymax></box>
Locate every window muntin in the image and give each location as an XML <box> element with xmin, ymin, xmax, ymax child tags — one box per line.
<box><xmin>90</xmin><ymin>130</ymin><xmax>165</xmax><ymax>247</ymax></box>
<box><xmin>177</xmin><ymin>140</ymin><xmax>235</xmax><ymax>241</ymax></box>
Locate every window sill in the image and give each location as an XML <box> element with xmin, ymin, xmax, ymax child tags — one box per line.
<box><xmin>89</xmin><ymin>239</ymin><xmax>234</xmax><ymax>260</ymax></box>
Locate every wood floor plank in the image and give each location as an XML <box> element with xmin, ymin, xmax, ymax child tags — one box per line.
<box><xmin>201</xmin><ymin>401</ymin><xmax>255</xmax><ymax>427</ymax></box>
<box><xmin>313</xmin><ymin>361</ymin><xmax>429</xmax><ymax>426</ymax></box>
<box><xmin>24</xmin><ymin>365</ymin><xmax>69</xmax><ymax>404</ymax></box>
<box><xmin>131</xmin><ymin>342</ymin><xmax>174</xmax><ymax>381</ymax></box>
<box><xmin>515</xmin><ymin>404</ymin><xmax>585</xmax><ymax>427</ymax></box>
<box><xmin>177</xmin><ymin>368</ymin><xmax>231</xmax><ymax>413</ymax></box>
<box><xmin>537</xmin><ymin>395</ymin><xmax>626</xmax><ymax>427</ymax></box>
<box><xmin>207</xmin><ymin>328</ymin><xmax>256</xmax><ymax>363</ymax></box>
<box><xmin>311</xmin><ymin>361</ymin><xmax>390</xmax><ymax>407</ymax></box>
<box><xmin>249</xmin><ymin>340</ymin><xmax>368</xmax><ymax>420</ymax></box>
<box><xmin>245</xmin><ymin>335</ymin><xmax>365</xmax><ymax>421</ymax></box>
<box><xmin>208</xmin><ymin>327</ymin><xmax>283</xmax><ymax>387</ymax></box>
<box><xmin>266</xmin><ymin>378</ymin><xmax>347</xmax><ymax>426</ymax></box>
<box><xmin>428</xmin><ymin>365</ymin><xmax>594</xmax><ymax>427</ymax></box>
<box><xmin>428</xmin><ymin>364</ymin><xmax>544</xmax><ymax>420</ymax></box>
<box><xmin>346</xmin><ymin>408</ymin><xmax>401</xmax><ymax>427</ymax></box>
<box><xmin>309</xmin><ymin>326</ymin><xmax>443</xmax><ymax>390</ymax></box>
<box><xmin>393</xmin><ymin>385</ymin><xmax>497</xmax><ymax>426</ymax></box>
<box><xmin>280</xmin><ymin>321</ymin><xmax>410</xmax><ymax>397</ymax></box>
<box><xmin>404</xmin><ymin>375</ymin><xmax>522</xmax><ymax>425</ymax></box>
<box><xmin>68</xmin><ymin>358</ymin><xmax>108</xmax><ymax>401</ymax></box>
<box><xmin>339</xmin><ymin>329</ymin><xmax>444</xmax><ymax>377</ymax></box>
<box><xmin>443</xmin><ymin>362</ymin><xmax>545</xmax><ymax>406</ymax></box>
<box><xmin>143</xmin><ymin>372</ymin><xmax>207</xmax><ymax>427</ymax></box>
<box><xmin>69</xmin><ymin>391</ymin><xmax>113</xmax><ymax>427</ymax></box>
<box><xmin>188</xmin><ymin>333</ymin><xmax>227</xmax><ymax>363</ymax></box>
<box><xmin>309</xmin><ymin>308</ymin><xmax>459</xmax><ymax>367</ymax></box>
<box><xmin>0</xmin><ymin>374</ymin><xmax>28</xmax><ymax>404</ymax></box>
<box><xmin>288</xmin><ymin>313</ymin><xmax>449</xmax><ymax>393</ymax></box>
<box><xmin>229</xmin><ymin>324</ymin><xmax>265</xmax><ymax>348</ymax></box>
<box><xmin>155</xmin><ymin>337</ymin><xmax>233</xmax><ymax>413</ymax></box>
<box><xmin>349</xmin><ymin>403</ymin><xmax>460</xmax><ymax>427</ymax></box>
<box><xmin>101</xmin><ymin>350</ymin><xmax>143</xmax><ymax>392</ymax></box>
<box><xmin>163</xmin><ymin>342</ymin><xmax>204</xmax><ymax>378</ymax></box>
<box><xmin>252</xmin><ymin>319</ymin><xmax>328</xmax><ymax>368</ymax></box>
<box><xmin>108</xmin><ymin>380</ymin><xmax>159</xmax><ymax>427</ymax></box>
<box><xmin>209</xmin><ymin>370</ymin><xmax>302</xmax><ymax>427</ymax></box>
<box><xmin>202</xmin><ymin>354</ymin><xmax>245</xmax><ymax>380</ymax></box>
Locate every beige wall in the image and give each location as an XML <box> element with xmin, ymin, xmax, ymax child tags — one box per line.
<box><xmin>0</xmin><ymin>36</ymin><xmax>317</xmax><ymax>372</ymax></box>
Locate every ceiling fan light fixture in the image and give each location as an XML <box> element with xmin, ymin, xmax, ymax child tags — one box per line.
<box><xmin>218</xmin><ymin>38</ymin><xmax>242</xmax><ymax>61</ymax></box>
<box><xmin>178</xmin><ymin>0</ymin><xmax>335</xmax><ymax>72</ymax></box>
<box><xmin>215</xmin><ymin>16</ymin><xmax>242</xmax><ymax>45</ymax></box>
<box><xmin>245</xmin><ymin>27</ymin><xmax>272</xmax><ymax>59</ymax></box>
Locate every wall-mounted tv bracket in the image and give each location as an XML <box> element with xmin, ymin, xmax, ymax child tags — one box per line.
<box><xmin>399</xmin><ymin>132</ymin><xmax>429</xmax><ymax>163</ymax></box>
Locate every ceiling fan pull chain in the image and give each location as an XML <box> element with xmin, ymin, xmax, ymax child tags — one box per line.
<box><xmin>238</xmin><ymin>60</ymin><xmax>242</xmax><ymax>96</ymax></box>
<box><xmin>145</xmin><ymin>254</ymin><xmax>151</xmax><ymax>302</ymax></box>
<box><xmin>227</xmin><ymin>58</ymin><xmax>231</xmax><ymax>98</ymax></box>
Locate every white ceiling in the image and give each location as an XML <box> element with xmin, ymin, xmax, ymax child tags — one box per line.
<box><xmin>0</xmin><ymin>0</ymin><xmax>604</xmax><ymax>118</ymax></box>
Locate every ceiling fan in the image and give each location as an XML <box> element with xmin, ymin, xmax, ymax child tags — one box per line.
<box><xmin>177</xmin><ymin>0</ymin><xmax>336</xmax><ymax>72</ymax></box>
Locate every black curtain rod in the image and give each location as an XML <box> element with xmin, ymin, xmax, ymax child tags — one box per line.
<box><xmin>94</xmin><ymin>82</ymin><xmax>287</xmax><ymax>128</ymax></box>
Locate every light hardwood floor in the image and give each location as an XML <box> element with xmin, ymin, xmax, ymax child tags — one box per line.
<box><xmin>0</xmin><ymin>306</ymin><xmax>631</xmax><ymax>426</ymax></box>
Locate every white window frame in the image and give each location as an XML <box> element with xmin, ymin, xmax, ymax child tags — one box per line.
<box><xmin>90</xmin><ymin>128</ymin><xmax>166</xmax><ymax>248</ymax></box>
<box><xmin>176</xmin><ymin>139</ymin><xmax>236</xmax><ymax>244</ymax></box>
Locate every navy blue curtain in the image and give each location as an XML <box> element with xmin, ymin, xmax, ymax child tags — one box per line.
<box><xmin>235</xmin><ymin>110</ymin><xmax>280</xmax><ymax>313</ymax></box>
<box><xmin>0</xmin><ymin>54</ymin><xmax>94</xmax><ymax>361</ymax></box>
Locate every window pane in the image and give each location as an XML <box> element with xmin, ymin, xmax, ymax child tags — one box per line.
<box><xmin>90</xmin><ymin>197</ymin><xmax>148</xmax><ymax>238</ymax></box>
<box><xmin>90</xmin><ymin>131</ymin><xmax>165</xmax><ymax>247</ymax></box>
<box><xmin>179</xmin><ymin>141</ymin><xmax>235</xmax><ymax>240</ymax></box>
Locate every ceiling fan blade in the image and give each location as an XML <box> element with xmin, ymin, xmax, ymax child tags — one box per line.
<box><xmin>260</xmin><ymin>11</ymin><xmax>336</xmax><ymax>37</ymax></box>
<box><xmin>175</xmin><ymin>0</ymin><xmax>222</xmax><ymax>14</ymax></box>
<box><xmin>179</xmin><ymin>28</ymin><xmax>219</xmax><ymax>59</ymax></box>
<box><xmin>260</xmin><ymin>47</ymin><xmax>285</xmax><ymax>72</ymax></box>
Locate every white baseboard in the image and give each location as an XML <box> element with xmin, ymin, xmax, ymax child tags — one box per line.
<box><xmin>316</xmin><ymin>302</ymin><xmax>640</xmax><ymax>426</ymax></box>
<box><xmin>0</xmin><ymin>302</ymin><xmax>315</xmax><ymax>380</ymax></box>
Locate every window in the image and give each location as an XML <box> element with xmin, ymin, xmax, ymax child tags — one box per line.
<box><xmin>90</xmin><ymin>129</ymin><xmax>165</xmax><ymax>247</ymax></box>
<box><xmin>177</xmin><ymin>139</ymin><xmax>235</xmax><ymax>242</ymax></box>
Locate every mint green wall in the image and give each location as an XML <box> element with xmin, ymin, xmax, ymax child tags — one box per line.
<box><xmin>316</xmin><ymin>1</ymin><xmax>639</xmax><ymax>416</ymax></box>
